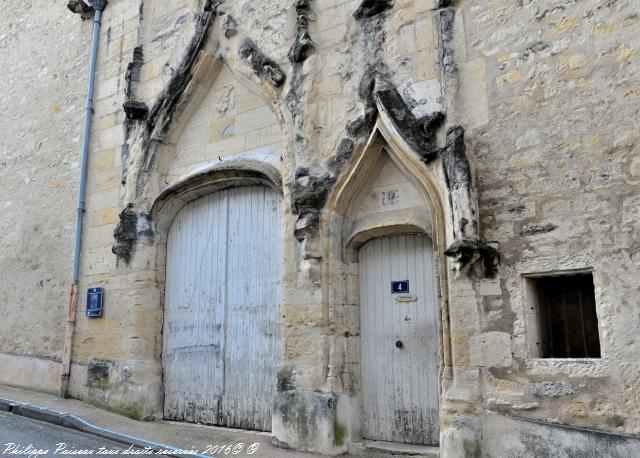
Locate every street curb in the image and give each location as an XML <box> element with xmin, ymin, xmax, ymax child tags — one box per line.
<box><xmin>0</xmin><ymin>396</ymin><xmax>209</xmax><ymax>458</ymax></box>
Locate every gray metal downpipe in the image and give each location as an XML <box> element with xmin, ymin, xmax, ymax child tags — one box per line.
<box><xmin>60</xmin><ymin>0</ymin><xmax>108</xmax><ymax>398</ymax></box>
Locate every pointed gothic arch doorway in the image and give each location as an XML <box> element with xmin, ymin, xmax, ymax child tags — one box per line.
<box><xmin>325</xmin><ymin>121</ymin><xmax>451</xmax><ymax>447</ymax></box>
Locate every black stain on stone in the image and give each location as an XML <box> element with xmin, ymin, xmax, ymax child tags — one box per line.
<box><xmin>442</xmin><ymin>127</ymin><xmax>501</xmax><ymax>277</ymax></box>
<box><xmin>272</xmin><ymin>436</ymin><xmax>291</xmax><ymax>449</ymax></box>
<box><xmin>291</xmin><ymin>168</ymin><xmax>336</xmax><ymax>215</ymax></box>
<box><xmin>288</xmin><ymin>0</ymin><xmax>316</xmax><ymax>64</ymax></box>
<box><xmin>146</xmin><ymin>11</ymin><xmax>215</xmax><ymax>139</ymax></box>
<box><xmin>133</xmin><ymin>6</ymin><xmax>216</xmax><ymax>195</ymax></box>
<box><xmin>112</xmin><ymin>204</ymin><xmax>154</xmax><ymax>265</ymax></box>
<box><xmin>219</xmin><ymin>13</ymin><xmax>238</xmax><ymax>38</ymax></box>
<box><xmin>520</xmin><ymin>222</ymin><xmax>558</xmax><ymax>236</ymax></box>
<box><xmin>123</xmin><ymin>100</ymin><xmax>149</xmax><ymax>120</ymax></box>
<box><xmin>204</xmin><ymin>0</ymin><xmax>223</xmax><ymax>12</ymax></box>
<box><xmin>522</xmin><ymin>41</ymin><xmax>550</xmax><ymax>60</ymax></box>
<box><xmin>125</xmin><ymin>46</ymin><xmax>144</xmax><ymax>100</ymax></box>
<box><xmin>121</xmin><ymin>46</ymin><xmax>146</xmax><ymax>186</ymax></box>
<box><xmin>322</xmin><ymin>0</ymin><xmax>392</xmax><ymax>179</ymax></box>
<box><xmin>442</xmin><ymin>126</ymin><xmax>477</xmax><ymax>236</ymax></box>
<box><xmin>88</xmin><ymin>358</ymin><xmax>112</xmax><ymax>388</ymax></box>
<box><xmin>353</xmin><ymin>0</ymin><xmax>394</xmax><ymax>20</ymax></box>
<box><xmin>438</xmin><ymin>8</ymin><xmax>456</xmax><ymax>77</ymax></box>
<box><xmin>376</xmin><ymin>88</ymin><xmax>444</xmax><ymax>162</ymax></box>
<box><xmin>277</xmin><ymin>366</ymin><xmax>296</xmax><ymax>392</ymax></box>
<box><xmin>445</xmin><ymin>238</ymin><xmax>501</xmax><ymax>279</ymax></box>
<box><xmin>326</xmin><ymin>110</ymin><xmax>377</xmax><ymax>175</ymax></box>
<box><xmin>294</xmin><ymin>211</ymin><xmax>321</xmax><ymax>243</ymax></box>
<box><xmin>112</xmin><ymin>205</ymin><xmax>138</xmax><ymax>265</ymax></box>
<box><xmin>67</xmin><ymin>0</ymin><xmax>93</xmax><ymax>19</ymax></box>
<box><xmin>327</xmin><ymin>138</ymin><xmax>356</xmax><ymax>173</ymax></box>
<box><xmin>273</xmin><ymin>389</ymin><xmax>339</xmax><ymax>448</ymax></box>
<box><xmin>238</xmin><ymin>38</ymin><xmax>286</xmax><ymax>87</ymax></box>
<box><xmin>290</xmin><ymin>168</ymin><xmax>336</xmax><ymax>242</ymax></box>
<box><xmin>319</xmin><ymin>0</ymin><xmax>395</xmax><ymax>177</ymax></box>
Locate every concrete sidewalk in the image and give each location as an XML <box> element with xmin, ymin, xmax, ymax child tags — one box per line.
<box><xmin>0</xmin><ymin>384</ymin><xmax>333</xmax><ymax>458</ymax></box>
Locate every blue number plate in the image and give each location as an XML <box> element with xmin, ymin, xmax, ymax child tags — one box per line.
<box><xmin>86</xmin><ymin>287</ymin><xmax>104</xmax><ymax>318</ymax></box>
<box><xmin>391</xmin><ymin>280</ymin><xmax>409</xmax><ymax>294</ymax></box>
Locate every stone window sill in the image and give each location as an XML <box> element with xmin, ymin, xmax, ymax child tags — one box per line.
<box><xmin>526</xmin><ymin>358</ymin><xmax>607</xmax><ymax>377</ymax></box>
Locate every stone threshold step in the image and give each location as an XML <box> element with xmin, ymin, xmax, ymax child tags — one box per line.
<box><xmin>349</xmin><ymin>440</ymin><xmax>439</xmax><ymax>457</ymax></box>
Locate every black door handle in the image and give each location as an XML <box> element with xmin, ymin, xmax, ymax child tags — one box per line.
<box><xmin>395</xmin><ymin>340</ymin><xmax>403</xmax><ymax>349</ymax></box>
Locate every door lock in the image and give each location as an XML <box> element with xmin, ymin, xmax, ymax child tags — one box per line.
<box><xmin>395</xmin><ymin>340</ymin><xmax>403</xmax><ymax>349</ymax></box>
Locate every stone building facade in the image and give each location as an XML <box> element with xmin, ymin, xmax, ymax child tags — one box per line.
<box><xmin>1</xmin><ymin>0</ymin><xmax>639</xmax><ymax>456</ymax></box>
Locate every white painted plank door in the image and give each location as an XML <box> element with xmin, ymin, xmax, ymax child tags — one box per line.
<box><xmin>360</xmin><ymin>234</ymin><xmax>439</xmax><ymax>445</ymax></box>
<box><xmin>163</xmin><ymin>186</ymin><xmax>282</xmax><ymax>431</ymax></box>
<box><xmin>222</xmin><ymin>186</ymin><xmax>282</xmax><ymax>431</ymax></box>
<box><xmin>163</xmin><ymin>192</ymin><xmax>228</xmax><ymax>425</ymax></box>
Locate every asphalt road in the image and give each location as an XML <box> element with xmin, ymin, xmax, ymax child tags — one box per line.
<box><xmin>0</xmin><ymin>411</ymin><xmax>143</xmax><ymax>457</ymax></box>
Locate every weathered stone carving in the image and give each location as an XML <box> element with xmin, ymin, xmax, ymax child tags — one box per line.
<box><xmin>123</xmin><ymin>100</ymin><xmax>149</xmax><ymax>120</ymax></box>
<box><xmin>112</xmin><ymin>204</ymin><xmax>153</xmax><ymax>266</ymax></box>
<box><xmin>437</xmin><ymin>7</ymin><xmax>458</xmax><ymax>121</ymax></box>
<box><xmin>116</xmin><ymin>2</ymin><xmax>238</xmax><ymax>262</ymax></box>
<box><xmin>442</xmin><ymin>126</ymin><xmax>478</xmax><ymax>238</ymax></box>
<box><xmin>146</xmin><ymin>11</ymin><xmax>215</xmax><ymax>140</ymax></box>
<box><xmin>442</xmin><ymin>127</ymin><xmax>500</xmax><ymax>278</ymax></box>
<box><xmin>238</xmin><ymin>39</ymin><xmax>286</xmax><ymax>88</ymax></box>
<box><xmin>123</xmin><ymin>47</ymin><xmax>148</xmax><ymax>120</ymax></box>
<box><xmin>353</xmin><ymin>0</ymin><xmax>394</xmax><ymax>20</ymax></box>
<box><xmin>204</xmin><ymin>0</ymin><xmax>223</xmax><ymax>12</ymax></box>
<box><xmin>67</xmin><ymin>0</ymin><xmax>92</xmax><ymax>18</ymax></box>
<box><xmin>376</xmin><ymin>88</ymin><xmax>444</xmax><ymax>162</ymax></box>
<box><xmin>444</xmin><ymin>238</ymin><xmax>500</xmax><ymax>279</ymax></box>
<box><xmin>219</xmin><ymin>13</ymin><xmax>238</xmax><ymax>38</ymax></box>
<box><xmin>291</xmin><ymin>168</ymin><xmax>336</xmax><ymax>237</ymax></box>
<box><xmin>288</xmin><ymin>0</ymin><xmax>315</xmax><ymax>64</ymax></box>
<box><xmin>131</xmin><ymin>6</ymin><xmax>216</xmax><ymax>193</ymax></box>
<box><xmin>124</xmin><ymin>47</ymin><xmax>144</xmax><ymax>100</ymax></box>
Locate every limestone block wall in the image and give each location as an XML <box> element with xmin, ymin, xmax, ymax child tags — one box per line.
<box><xmin>0</xmin><ymin>2</ymin><xmax>91</xmax><ymax>392</ymax></box>
<box><xmin>458</xmin><ymin>0</ymin><xmax>640</xmax><ymax>436</ymax></box>
<box><xmin>167</xmin><ymin>64</ymin><xmax>283</xmax><ymax>183</ymax></box>
<box><xmin>0</xmin><ymin>0</ymin><xmax>637</xmax><ymax>455</ymax></box>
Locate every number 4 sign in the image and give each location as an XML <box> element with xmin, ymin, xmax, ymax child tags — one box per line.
<box><xmin>391</xmin><ymin>280</ymin><xmax>409</xmax><ymax>294</ymax></box>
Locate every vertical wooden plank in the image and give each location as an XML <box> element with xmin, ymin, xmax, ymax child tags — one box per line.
<box><xmin>163</xmin><ymin>193</ymin><xmax>226</xmax><ymax>424</ymax></box>
<box><xmin>222</xmin><ymin>186</ymin><xmax>282</xmax><ymax>431</ymax></box>
<box><xmin>163</xmin><ymin>186</ymin><xmax>281</xmax><ymax>431</ymax></box>
<box><xmin>360</xmin><ymin>234</ymin><xmax>439</xmax><ymax>445</ymax></box>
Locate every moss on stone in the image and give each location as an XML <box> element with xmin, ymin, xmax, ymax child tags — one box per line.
<box><xmin>333</xmin><ymin>421</ymin><xmax>346</xmax><ymax>446</ymax></box>
<box><xmin>462</xmin><ymin>438</ymin><xmax>481</xmax><ymax>458</ymax></box>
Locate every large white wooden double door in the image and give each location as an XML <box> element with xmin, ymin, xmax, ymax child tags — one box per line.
<box><xmin>359</xmin><ymin>234</ymin><xmax>439</xmax><ymax>445</ymax></box>
<box><xmin>163</xmin><ymin>185</ymin><xmax>282</xmax><ymax>431</ymax></box>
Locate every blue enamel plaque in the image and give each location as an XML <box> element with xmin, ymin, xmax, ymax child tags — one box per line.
<box><xmin>391</xmin><ymin>280</ymin><xmax>409</xmax><ymax>294</ymax></box>
<box><xmin>86</xmin><ymin>287</ymin><xmax>104</xmax><ymax>318</ymax></box>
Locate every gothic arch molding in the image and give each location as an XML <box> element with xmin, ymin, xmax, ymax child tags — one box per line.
<box><xmin>122</xmin><ymin>4</ymin><xmax>291</xmax><ymax>208</ymax></box>
<box><xmin>150</xmin><ymin>160</ymin><xmax>283</xmax><ymax>240</ymax></box>
<box><xmin>322</xmin><ymin>114</ymin><xmax>454</xmax><ymax>409</ymax></box>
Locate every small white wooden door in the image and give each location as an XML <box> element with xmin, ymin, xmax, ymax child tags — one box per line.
<box><xmin>163</xmin><ymin>185</ymin><xmax>282</xmax><ymax>431</ymax></box>
<box><xmin>360</xmin><ymin>234</ymin><xmax>439</xmax><ymax>445</ymax></box>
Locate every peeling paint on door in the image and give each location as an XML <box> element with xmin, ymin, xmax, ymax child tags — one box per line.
<box><xmin>163</xmin><ymin>185</ymin><xmax>282</xmax><ymax>431</ymax></box>
<box><xmin>360</xmin><ymin>234</ymin><xmax>439</xmax><ymax>445</ymax></box>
